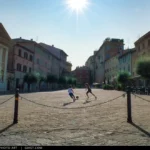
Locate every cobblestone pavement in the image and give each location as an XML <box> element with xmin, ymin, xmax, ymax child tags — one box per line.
<box><xmin>0</xmin><ymin>89</ymin><xmax>150</xmax><ymax>146</ymax></box>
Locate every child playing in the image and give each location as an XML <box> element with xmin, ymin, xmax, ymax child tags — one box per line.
<box><xmin>85</xmin><ymin>83</ymin><xmax>97</xmax><ymax>99</ymax></box>
<box><xmin>68</xmin><ymin>85</ymin><xmax>76</xmax><ymax>102</ymax></box>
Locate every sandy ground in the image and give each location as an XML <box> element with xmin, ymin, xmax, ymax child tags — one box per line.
<box><xmin>0</xmin><ymin>89</ymin><xmax>150</xmax><ymax>146</ymax></box>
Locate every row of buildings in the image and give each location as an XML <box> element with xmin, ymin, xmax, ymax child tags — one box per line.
<box><xmin>0</xmin><ymin>23</ymin><xmax>72</xmax><ymax>92</ymax></box>
<box><xmin>85</xmin><ymin>31</ymin><xmax>150</xmax><ymax>87</ymax></box>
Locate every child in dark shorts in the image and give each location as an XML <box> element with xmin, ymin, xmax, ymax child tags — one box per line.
<box><xmin>85</xmin><ymin>83</ymin><xmax>97</xmax><ymax>99</ymax></box>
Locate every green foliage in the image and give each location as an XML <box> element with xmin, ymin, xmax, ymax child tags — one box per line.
<box><xmin>136</xmin><ymin>57</ymin><xmax>150</xmax><ymax>79</ymax></box>
<box><xmin>47</xmin><ymin>74</ymin><xmax>58</xmax><ymax>83</ymax></box>
<box><xmin>23</xmin><ymin>73</ymin><xmax>38</xmax><ymax>84</ymax></box>
<box><xmin>117</xmin><ymin>71</ymin><xmax>130</xmax><ymax>85</ymax></box>
<box><xmin>117</xmin><ymin>71</ymin><xmax>130</xmax><ymax>90</ymax></box>
<box><xmin>58</xmin><ymin>76</ymin><xmax>66</xmax><ymax>84</ymax></box>
<box><xmin>102</xmin><ymin>84</ymin><xmax>114</xmax><ymax>90</ymax></box>
<box><xmin>35</xmin><ymin>72</ymin><xmax>46</xmax><ymax>83</ymax></box>
<box><xmin>115</xmin><ymin>83</ymin><xmax>123</xmax><ymax>91</ymax></box>
<box><xmin>68</xmin><ymin>78</ymin><xmax>73</xmax><ymax>84</ymax></box>
<box><xmin>72</xmin><ymin>78</ymin><xmax>77</xmax><ymax>86</ymax></box>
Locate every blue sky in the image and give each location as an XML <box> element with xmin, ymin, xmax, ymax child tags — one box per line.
<box><xmin>0</xmin><ymin>0</ymin><xmax>150</xmax><ymax>70</ymax></box>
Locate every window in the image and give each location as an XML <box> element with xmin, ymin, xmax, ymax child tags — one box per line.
<box><xmin>37</xmin><ymin>58</ymin><xmax>40</xmax><ymax>64</ymax></box>
<box><xmin>24</xmin><ymin>52</ymin><xmax>28</xmax><ymax>59</ymax></box>
<box><xmin>106</xmin><ymin>45</ymin><xmax>110</xmax><ymax>50</ymax></box>
<box><xmin>128</xmin><ymin>65</ymin><xmax>130</xmax><ymax>72</ymax></box>
<box><xmin>148</xmin><ymin>39</ymin><xmax>150</xmax><ymax>46</ymax></box>
<box><xmin>48</xmin><ymin>55</ymin><xmax>50</xmax><ymax>60</ymax></box>
<box><xmin>29</xmin><ymin>55</ymin><xmax>33</xmax><ymax>61</ymax></box>
<box><xmin>18</xmin><ymin>49</ymin><xmax>21</xmax><ymax>57</ymax></box>
<box><xmin>106</xmin><ymin>54</ymin><xmax>110</xmax><ymax>59</ymax></box>
<box><xmin>23</xmin><ymin>66</ymin><xmax>27</xmax><ymax>73</ymax></box>
<box><xmin>138</xmin><ymin>46</ymin><xmax>140</xmax><ymax>52</ymax></box>
<box><xmin>142</xmin><ymin>43</ymin><xmax>145</xmax><ymax>49</ymax></box>
<box><xmin>29</xmin><ymin>67</ymin><xmax>32</xmax><ymax>73</ymax></box>
<box><xmin>17</xmin><ymin>63</ymin><xmax>21</xmax><ymax>71</ymax></box>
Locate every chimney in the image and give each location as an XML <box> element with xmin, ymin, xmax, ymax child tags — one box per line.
<box><xmin>31</xmin><ymin>39</ymin><xmax>33</xmax><ymax>41</ymax></box>
<box><xmin>20</xmin><ymin>37</ymin><xmax>22</xmax><ymax>39</ymax></box>
<box><xmin>52</xmin><ymin>45</ymin><xmax>54</xmax><ymax>47</ymax></box>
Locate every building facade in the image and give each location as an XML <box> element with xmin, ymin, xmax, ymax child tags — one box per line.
<box><xmin>66</xmin><ymin>61</ymin><xmax>72</xmax><ymax>73</ymax></box>
<box><xmin>94</xmin><ymin>38</ymin><xmax>124</xmax><ymax>84</ymax></box>
<box><xmin>118</xmin><ymin>48</ymin><xmax>135</xmax><ymax>76</ymax></box>
<box><xmin>39</xmin><ymin>43</ymin><xmax>68</xmax><ymax>77</ymax></box>
<box><xmin>105</xmin><ymin>54</ymin><xmax>119</xmax><ymax>84</ymax></box>
<box><xmin>0</xmin><ymin>23</ymin><xmax>11</xmax><ymax>92</ymax></box>
<box><xmin>8</xmin><ymin>38</ymin><xmax>67</xmax><ymax>91</ymax></box>
<box><xmin>8</xmin><ymin>43</ymin><xmax>34</xmax><ymax>91</ymax></box>
<box><xmin>85</xmin><ymin>55</ymin><xmax>95</xmax><ymax>83</ymax></box>
<box><xmin>132</xmin><ymin>31</ymin><xmax>150</xmax><ymax>86</ymax></box>
<box><xmin>73</xmin><ymin>66</ymin><xmax>90</xmax><ymax>86</ymax></box>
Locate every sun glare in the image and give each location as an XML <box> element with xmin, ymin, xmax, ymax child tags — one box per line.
<box><xmin>66</xmin><ymin>0</ymin><xmax>89</xmax><ymax>13</ymax></box>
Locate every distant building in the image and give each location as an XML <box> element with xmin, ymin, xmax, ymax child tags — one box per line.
<box><xmin>105</xmin><ymin>53</ymin><xmax>119</xmax><ymax>84</ymax></box>
<box><xmin>0</xmin><ymin>23</ymin><xmax>11</xmax><ymax>92</ymax></box>
<box><xmin>66</xmin><ymin>61</ymin><xmax>72</xmax><ymax>73</ymax></box>
<box><xmin>8</xmin><ymin>42</ymin><xmax>34</xmax><ymax>91</ymax></box>
<box><xmin>72</xmin><ymin>66</ymin><xmax>90</xmax><ymax>86</ymax></box>
<box><xmin>85</xmin><ymin>55</ymin><xmax>95</xmax><ymax>84</ymax></box>
<box><xmin>95</xmin><ymin>38</ymin><xmax>124</xmax><ymax>84</ymax></box>
<box><xmin>132</xmin><ymin>31</ymin><xmax>150</xmax><ymax>86</ymax></box>
<box><xmin>118</xmin><ymin>48</ymin><xmax>136</xmax><ymax>76</ymax></box>
<box><xmin>39</xmin><ymin>43</ymin><xmax>68</xmax><ymax>77</ymax></box>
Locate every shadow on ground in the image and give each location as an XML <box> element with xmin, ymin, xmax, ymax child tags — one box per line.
<box><xmin>130</xmin><ymin>122</ymin><xmax>150</xmax><ymax>138</ymax></box>
<box><xmin>0</xmin><ymin>123</ymin><xmax>15</xmax><ymax>134</ymax></box>
<box><xmin>63</xmin><ymin>102</ymin><xmax>74</xmax><ymax>106</ymax></box>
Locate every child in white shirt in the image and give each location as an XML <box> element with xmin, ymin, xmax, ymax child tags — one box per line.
<box><xmin>68</xmin><ymin>85</ymin><xmax>76</xmax><ymax>102</ymax></box>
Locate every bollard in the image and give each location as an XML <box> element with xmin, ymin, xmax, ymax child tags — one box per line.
<box><xmin>13</xmin><ymin>88</ymin><xmax>19</xmax><ymax>124</ymax></box>
<box><xmin>127</xmin><ymin>86</ymin><xmax>132</xmax><ymax>123</ymax></box>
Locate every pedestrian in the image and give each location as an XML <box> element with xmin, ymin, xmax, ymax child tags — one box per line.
<box><xmin>68</xmin><ymin>85</ymin><xmax>76</xmax><ymax>102</ymax></box>
<box><xmin>85</xmin><ymin>83</ymin><xmax>97</xmax><ymax>99</ymax></box>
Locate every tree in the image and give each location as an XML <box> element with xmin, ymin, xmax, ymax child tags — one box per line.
<box><xmin>117</xmin><ymin>71</ymin><xmax>131</xmax><ymax>90</ymax></box>
<box><xmin>23</xmin><ymin>73</ymin><xmax>38</xmax><ymax>92</ymax></box>
<box><xmin>35</xmin><ymin>72</ymin><xmax>46</xmax><ymax>90</ymax></box>
<box><xmin>136</xmin><ymin>57</ymin><xmax>150</xmax><ymax>79</ymax></box>
<box><xmin>58</xmin><ymin>76</ymin><xmax>67</xmax><ymax>89</ymax></box>
<box><xmin>68</xmin><ymin>77</ymin><xmax>73</xmax><ymax>85</ymax></box>
<box><xmin>58</xmin><ymin>76</ymin><xmax>66</xmax><ymax>85</ymax></box>
<box><xmin>47</xmin><ymin>74</ymin><xmax>58</xmax><ymax>90</ymax></box>
<box><xmin>72</xmin><ymin>78</ymin><xmax>77</xmax><ymax>86</ymax></box>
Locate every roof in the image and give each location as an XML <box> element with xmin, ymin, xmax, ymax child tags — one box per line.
<box><xmin>39</xmin><ymin>43</ymin><xmax>68</xmax><ymax>59</ymax></box>
<box><xmin>86</xmin><ymin>55</ymin><xmax>94</xmax><ymax>63</ymax></box>
<box><xmin>66</xmin><ymin>61</ymin><xmax>72</xmax><ymax>66</ymax></box>
<box><xmin>12</xmin><ymin>38</ymin><xmax>60</xmax><ymax>60</ymax></box>
<box><xmin>119</xmin><ymin>48</ymin><xmax>136</xmax><ymax>59</ymax></box>
<box><xmin>16</xmin><ymin>43</ymin><xmax>34</xmax><ymax>54</ymax></box>
<box><xmin>135</xmin><ymin>31</ymin><xmax>150</xmax><ymax>45</ymax></box>
<box><xmin>95</xmin><ymin>38</ymin><xmax>124</xmax><ymax>57</ymax></box>
<box><xmin>0</xmin><ymin>23</ymin><xmax>11</xmax><ymax>47</ymax></box>
<box><xmin>0</xmin><ymin>23</ymin><xmax>11</xmax><ymax>41</ymax></box>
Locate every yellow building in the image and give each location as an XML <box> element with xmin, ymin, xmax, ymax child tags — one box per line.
<box><xmin>132</xmin><ymin>31</ymin><xmax>150</xmax><ymax>86</ymax></box>
<box><xmin>105</xmin><ymin>54</ymin><xmax>119</xmax><ymax>84</ymax></box>
<box><xmin>132</xmin><ymin>31</ymin><xmax>150</xmax><ymax>77</ymax></box>
<box><xmin>66</xmin><ymin>61</ymin><xmax>72</xmax><ymax>72</ymax></box>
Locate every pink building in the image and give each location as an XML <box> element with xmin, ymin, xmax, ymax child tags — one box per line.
<box><xmin>8</xmin><ymin>42</ymin><xmax>34</xmax><ymax>91</ymax></box>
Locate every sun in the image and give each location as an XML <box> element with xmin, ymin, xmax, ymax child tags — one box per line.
<box><xmin>66</xmin><ymin>0</ymin><xmax>89</xmax><ymax>14</ymax></box>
